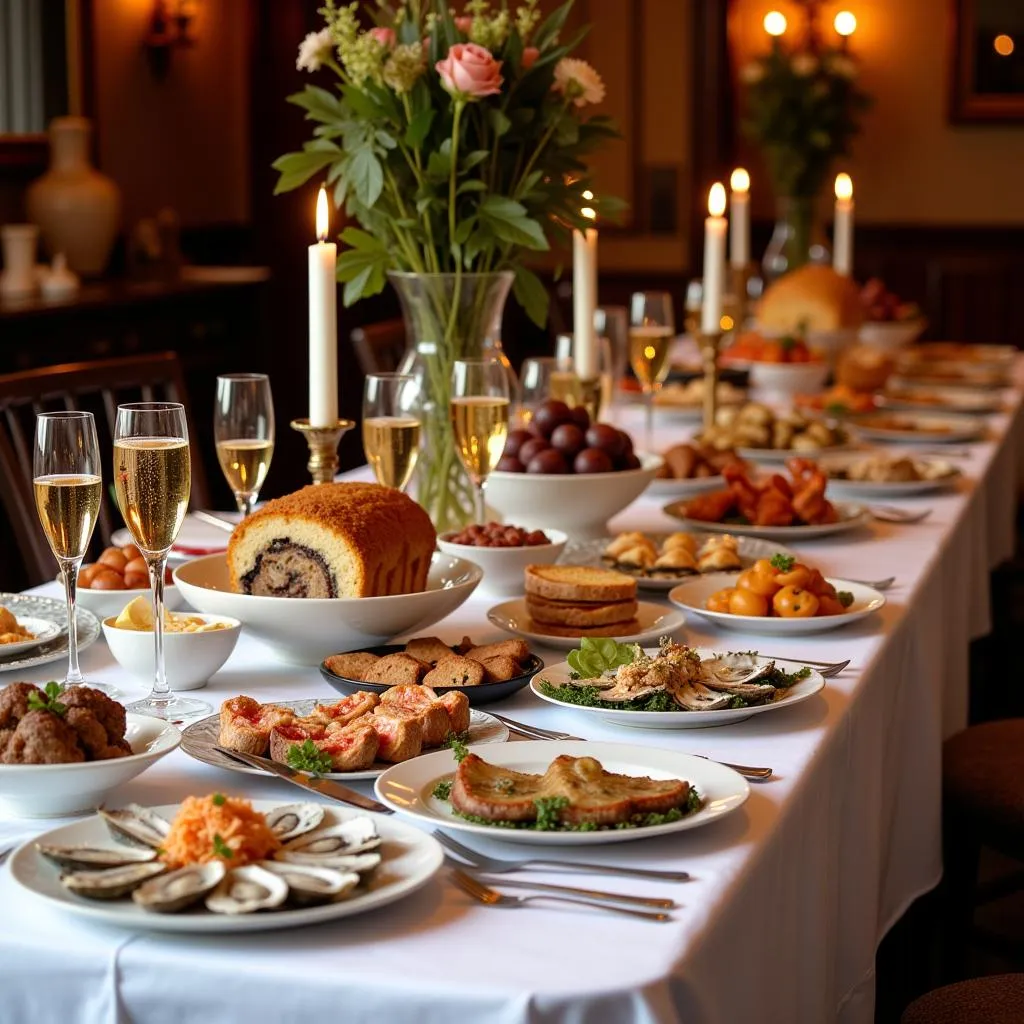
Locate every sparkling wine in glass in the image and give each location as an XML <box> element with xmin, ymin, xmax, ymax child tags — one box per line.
<box><xmin>214</xmin><ymin>373</ymin><xmax>274</xmax><ymax>517</ymax></box>
<box><xmin>450</xmin><ymin>359</ymin><xmax>510</xmax><ymax>523</ymax></box>
<box><xmin>33</xmin><ymin>411</ymin><xmax>117</xmax><ymax>695</ymax></box>
<box><xmin>362</xmin><ymin>373</ymin><xmax>421</xmax><ymax>490</ymax></box>
<box><xmin>114</xmin><ymin>402</ymin><xmax>210</xmax><ymax>721</ymax></box>
<box><xmin>520</xmin><ymin>356</ymin><xmax>576</xmax><ymax>422</ymax></box>
<box><xmin>629</xmin><ymin>291</ymin><xmax>676</xmax><ymax>446</ymax></box>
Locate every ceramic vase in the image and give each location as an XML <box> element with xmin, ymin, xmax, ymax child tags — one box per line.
<box><xmin>0</xmin><ymin>224</ymin><xmax>40</xmax><ymax>299</ymax></box>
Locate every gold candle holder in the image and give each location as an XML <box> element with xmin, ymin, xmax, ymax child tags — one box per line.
<box><xmin>290</xmin><ymin>418</ymin><xmax>355</xmax><ymax>485</ymax></box>
<box><xmin>728</xmin><ymin>263</ymin><xmax>759</xmax><ymax>331</ymax></box>
<box><xmin>698</xmin><ymin>331</ymin><xmax>724</xmax><ymax>430</ymax></box>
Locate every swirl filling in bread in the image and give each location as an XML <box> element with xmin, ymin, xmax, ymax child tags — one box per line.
<box><xmin>241</xmin><ymin>538</ymin><xmax>335</xmax><ymax>597</ymax></box>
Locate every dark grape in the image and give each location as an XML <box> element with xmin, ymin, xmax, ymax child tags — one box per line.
<box><xmin>618</xmin><ymin>429</ymin><xmax>635</xmax><ymax>455</ymax></box>
<box><xmin>620</xmin><ymin>452</ymin><xmax>642</xmax><ymax>470</ymax></box>
<box><xmin>532</xmin><ymin>400</ymin><xmax>573</xmax><ymax>439</ymax></box>
<box><xmin>504</xmin><ymin>429</ymin><xmax>532</xmax><ymax>459</ymax></box>
<box><xmin>574</xmin><ymin>447</ymin><xmax>614</xmax><ymax>474</ymax></box>
<box><xmin>585</xmin><ymin>423</ymin><xmax>626</xmax><ymax>459</ymax></box>
<box><xmin>517</xmin><ymin>437</ymin><xmax>551</xmax><ymax>466</ymax></box>
<box><xmin>550</xmin><ymin>423</ymin><xmax>587</xmax><ymax>458</ymax></box>
<box><xmin>567</xmin><ymin>405</ymin><xmax>591</xmax><ymax>430</ymax></box>
<box><xmin>527</xmin><ymin>449</ymin><xmax>570</xmax><ymax>474</ymax></box>
<box><xmin>495</xmin><ymin>455</ymin><xmax>525</xmax><ymax>473</ymax></box>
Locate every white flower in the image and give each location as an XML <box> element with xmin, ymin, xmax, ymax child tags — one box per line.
<box><xmin>296</xmin><ymin>29</ymin><xmax>333</xmax><ymax>73</ymax></box>
<box><xmin>740</xmin><ymin>61</ymin><xmax>765</xmax><ymax>84</ymax></box>
<box><xmin>791</xmin><ymin>53</ymin><xmax>818</xmax><ymax>76</ymax></box>
<box><xmin>552</xmin><ymin>58</ymin><xmax>605</xmax><ymax>107</ymax></box>
<box><xmin>829</xmin><ymin>54</ymin><xmax>858</xmax><ymax>80</ymax></box>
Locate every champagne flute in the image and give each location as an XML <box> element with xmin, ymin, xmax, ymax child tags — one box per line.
<box><xmin>214</xmin><ymin>374</ymin><xmax>274</xmax><ymax>517</ymax></box>
<box><xmin>113</xmin><ymin>402</ymin><xmax>210</xmax><ymax>721</ymax></box>
<box><xmin>33</xmin><ymin>411</ymin><xmax>117</xmax><ymax>695</ymax></box>
<box><xmin>554</xmin><ymin>334</ymin><xmax>615</xmax><ymax>422</ymax></box>
<box><xmin>362</xmin><ymin>373</ymin><xmax>421</xmax><ymax>490</ymax></box>
<box><xmin>450</xmin><ymin>359</ymin><xmax>510</xmax><ymax>524</ymax></box>
<box><xmin>629</xmin><ymin>291</ymin><xmax>676</xmax><ymax>447</ymax></box>
<box><xmin>521</xmin><ymin>355</ymin><xmax>577</xmax><ymax>420</ymax></box>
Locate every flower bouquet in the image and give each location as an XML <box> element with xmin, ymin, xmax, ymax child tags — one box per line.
<box><xmin>274</xmin><ymin>0</ymin><xmax>620</xmax><ymax>531</ymax></box>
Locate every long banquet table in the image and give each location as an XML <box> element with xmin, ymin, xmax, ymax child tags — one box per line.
<box><xmin>2</xmin><ymin>372</ymin><xmax>1023</xmax><ymax>1024</ymax></box>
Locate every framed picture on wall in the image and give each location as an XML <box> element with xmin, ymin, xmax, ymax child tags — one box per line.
<box><xmin>950</xmin><ymin>0</ymin><xmax>1024</xmax><ymax>121</ymax></box>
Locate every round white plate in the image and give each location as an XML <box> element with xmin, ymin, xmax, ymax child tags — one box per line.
<box><xmin>663</xmin><ymin>501</ymin><xmax>870</xmax><ymax>540</ymax></box>
<box><xmin>0</xmin><ymin>594</ymin><xmax>99</xmax><ymax>674</ymax></box>
<box><xmin>668</xmin><ymin>574</ymin><xmax>885</xmax><ymax>635</ymax></box>
<box><xmin>181</xmin><ymin>700</ymin><xmax>509</xmax><ymax>781</ymax></box>
<box><xmin>562</xmin><ymin>534</ymin><xmax>798</xmax><ymax>593</ymax></box>
<box><xmin>0</xmin><ymin>616</ymin><xmax>62</xmax><ymax>655</ymax></box>
<box><xmin>737</xmin><ymin>442</ymin><xmax>853</xmax><ymax>464</ymax></box>
<box><xmin>487</xmin><ymin>599</ymin><xmax>686</xmax><ymax>650</ymax></box>
<box><xmin>374</xmin><ymin>740</ymin><xmax>749</xmax><ymax>844</ymax></box>
<box><xmin>849</xmin><ymin>413</ymin><xmax>986</xmax><ymax>444</ymax></box>
<box><xmin>820</xmin><ymin>455</ymin><xmax>961</xmax><ymax>498</ymax></box>
<box><xmin>113</xmin><ymin>512</ymin><xmax>240</xmax><ymax>561</ymax></box>
<box><xmin>9</xmin><ymin>801</ymin><xmax>443</xmax><ymax>933</ymax></box>
<box><xmin>645</xmin><ymin>475</ymin><xmax>727</xmax><ymax>499</ymax></box>
<box><xmin>531</xmin><ymin>648</ymin><xmax>825</xmax><ymax>729</ymax></box>
<box><xmin>880</xmin><ymin>388</ymin><xmax>1004</xmax><ymax>415</ymax></box>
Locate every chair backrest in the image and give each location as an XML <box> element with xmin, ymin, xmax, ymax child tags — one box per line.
<box><xmin>350</xmin><ymin>319</ymin><xmax>408</xmax><ymax>376</ymax></box>
<box><xmin>0</xmin><ymin>352</ymin><xmax>211</xmax><ymax>584</ymax></box>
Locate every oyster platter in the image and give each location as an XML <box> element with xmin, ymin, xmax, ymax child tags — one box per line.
<box><xmin>531</xmin><ymin>643</ymin><xmax>825</xmax><ymax>729</ymax></box>
<box><xmin>9</xmin><ymin>797</ymin><xmax>443</xmax><ymax>933</ymax></box>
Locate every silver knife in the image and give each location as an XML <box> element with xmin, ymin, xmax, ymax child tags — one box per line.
<box><xmin>214</xmin><ymin>746</ymin><xmax>393</xmax><ymax>814</ymax></box>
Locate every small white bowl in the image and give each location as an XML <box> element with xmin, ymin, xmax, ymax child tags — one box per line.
<box><xmin>485</xmin><ymin>453</ymin><xmax>663</xmax><ymax>540</ymax></box>
<box><xmin>0</xmin><ymin>714</ymin><xmax>181</xmax><ymax>818</ymax></box>
<box><xmin>102</xmin><ymin>614</ymin><xmax>241</xmax><ymax>690</ymax></box>
<box><xmin>72</xmin><ymin>583</ymin><xmax>184</xmax><ymax>621</ymax></box>
<box><xmin>858</xmin><ymin>319</ymin><xmax>927</xmax><ymax>351</ymax></box>
<box><xmin>748</xmin><ymin>360</ymin><xmax>829</xmax><ymax>401</ymax></box>
<box><xmin>436</xmin><ymin>529</ymin><xmax>568</xmax><ymax>597</ymax></box>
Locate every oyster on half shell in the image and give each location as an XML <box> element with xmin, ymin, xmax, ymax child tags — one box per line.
<box><xmin>205</xmin><ymin>865</ymin><xmax>289</xmax><ymax>915</ymax></box>
<box><xmin>276</xmin><ymin>818</ymin><xmax>382</xmax><ymax>862</ymax></box>
<box><xmin>264</xmin><ymin>803</ymin><xmax>325</xmax><ymax>842</ymax></box>
<box><xmin>132</xmin><ymin>862</ymin><xmax>227</xmax><ymax>914</ymax></box>
<box><xmin>61</xmin><ymin>862</ymin><xmax>167</xmax><ymax>900</ymax></box>
<box><xmin>98</xmin><ymin>806</ymin><xmax>171</xmax><ymax>849</ymax></box>
<box><xmin>699</xmin><ymin>653</ymin><xmax>775</xmax><ymax>687</ymax></box>
<box><xmin>262</xmin><ymin>862</ymin><xmax>360</xmax><ymax>905</ymax></box>
<box><xmin>37</xmin><ymin>844</ymin><xmax>158</xmax><ymax>871</ymax></box>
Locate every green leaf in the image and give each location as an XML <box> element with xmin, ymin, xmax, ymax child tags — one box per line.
<box><xmin>212</xmin><ymin>833</ymin><xmax>234</xmax><ymax>859</ymax></box>
<box><xmin>287</xmin><ymin>85</ymin><xmax>345</xmax><ymax>124</ymax></box>
<box><xmin>512</xmin><ymin>265</ymin><xmax>550</xmax><ymax>328</ymax></box>
<box><xmin>453</xmin><ymin>215</ymin><xmax>476</xmax><ymax>245</ymax></box>
<box><xmin>271</xmin><ymin>149</ymin><xmax>336</xmax><ymax>194</ymax></box>
<box><xmin>533</xmin><ymin>0</ymin><xmax>574</xmax><ymax>50</ymax></box>
<box><xmin>461</xmin><ymin>149</ymin><xmax>490</xmax><ymax>172</ymax></box>
<box><xmin>489</xmin><ymin>109</ymin><xmax>512</xmax><ymax>137</ymax></box>
<box><xmin>457</xmin><ymin>180</ymin><xmax>487</xmax><ymax>195</ymax></box>
<box><xmin>426</xmin><ymin>145</ymin><xmax>452</xmax><ymax>183</ymax></box>
<box><xmin>343</xmin><ymin>264</ymin><xmax>375</xmax><ymax>307</ymax></box>
<box><xmin>405</xmin><ymin>108</ymin><xmax>435</xmax><ymax>148</ymax></box>
<box><xmin>285</xmin><ymin>739</ymin><xmax>334</xmax><ymax>774</ymax></box>
<box><xmin>375</xmin><ymin>130</ymin><xmax>397</xmax><ymax>150</ymax></box>
<box><xmin>341</xmin><ymin>85</ymin><xmax>384</xmax><ymax>120</ymax></box>
<box><xmin>480</xmin><ymin>194</ymin><xmax>529</xmax><ymax>219</ymax></box>
<box><xmin>349</xmin><ymin>147</ymin><xmax>384</xmax><ymax>207</ymax></box>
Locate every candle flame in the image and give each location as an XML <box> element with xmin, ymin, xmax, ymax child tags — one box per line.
<box><xmin>316</xmin><ymin>186</ymin><xmax>329</xmax><ymax>242</ymax></box>
<box><xmin>708</xmin><ymin>183</ymin><xmax>726</xmax><ymax>218</ymax></box>
<box><xmin>581</xmin><ymin>207</ymin><xmax>597</xmax><ymax>221</ymax></box>
<box><xmin>720</xmin><ymin>315</ymin><xmax>735</xmax><ymax>332</ymax></box>
<box><xmin>834</xmin><ymin>10</ymin><xmax>857</xmax><ymax>37</ymax></box>
<box><xmin>835</xmin><ymin>173</ymin><xmax>853</xmax><ymax>201</ymax></box>
<box><xmin>730</xmin><ymin>168</ymin><xmax>750</xmax><ymax>193</ymax></box>
<box><xmin>763</xmin><ymin>10</ymin><xmax>787</xmax><ymax>36</ymax></box>
<box><xmin>581</xmin><ymin>189</ymin><xmax>594</xmax><ymax>200</ymax></box>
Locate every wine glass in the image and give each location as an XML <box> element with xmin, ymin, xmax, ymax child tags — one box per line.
<box><xmin>113</xmin><ymin>402</ymin><xmax>210</xmax><ymax>721</ymax></box>
<box><xmin>33</xmin><ymin>411</ymin><xmax>117</xmax><ymax>696</ymax></box>
<box><xmin>629</xmin><ymin>291</ymin><xmax>676</xmax><ymax>447</ymax></box>
<box><xmin>362</xmin><ymin>373</ymin><xmax>421</xmax><ymax>490</ymax></box>
<box><xmin>450</xmin><ymin>359</ymin><xmax>510</xmax><ymax>524</ymax></box>
<box><xmin>520</xmin><ymin>355</ymin><xmax>576</xmax><ymax>421</ymax></box>
<box><xmin>214</xmin><ymin>374</ymin><xmax>274</xmax><ymax>517</ymax></box>
<box><xmin>554</xmin><ymin>334</ymin><xmax>615</xmax><ymax>421</ymax></box>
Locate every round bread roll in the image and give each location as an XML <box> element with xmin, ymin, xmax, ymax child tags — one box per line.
<box><xmin>836</xmin><ymin>344</ymin><xmax>895</xmax><ymax>392</ymax></box>
<box><xmin>758</xmin><ymin>265</ymin><xmax>864</xmax><ymax>334</ymax></box>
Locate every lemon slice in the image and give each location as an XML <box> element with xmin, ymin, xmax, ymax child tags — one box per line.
<box><xmin>114</xmin><ymin>596</ymin><xmax>154</xmax><ymax>631</ymax></box>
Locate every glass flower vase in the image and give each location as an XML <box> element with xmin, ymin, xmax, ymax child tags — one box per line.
<box><xmin>390</xmin><ymin>270</ymin><xmax>516</xmax><ymax>533</ymax></box>
<box><xmin>761</xmin><ymin>196</ymin><xmax>832</xmax><ymax>284</ymax></box>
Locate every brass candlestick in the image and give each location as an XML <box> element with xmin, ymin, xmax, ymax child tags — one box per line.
<box><xmin>698</xmin><ymin>330</ymin><xmax>724</xmax><ymax>430</ymax></box>
<box><xmin>290</xmin><ymin>418</ymin><xmax>355</xmax><ymax>485</ymax></box>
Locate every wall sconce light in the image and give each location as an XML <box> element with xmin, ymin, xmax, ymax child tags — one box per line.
<box><xmin>145</xmin><ymin>0</ymin><xmax>199</xmax><ymax>77</ymax></box>
<box><xmin>763</xmin><ymin>11</ymin><xmax>788</xmax><ymax>37</ymax></box>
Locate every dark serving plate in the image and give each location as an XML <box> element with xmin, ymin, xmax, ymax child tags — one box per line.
<box><xmin>319</xmin><ymin>645</ymin><xmax>545</xmax><ymax>707</ymax></box>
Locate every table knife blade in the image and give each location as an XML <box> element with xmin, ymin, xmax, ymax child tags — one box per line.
<box><xmin>214</xmin><ymin>746</ymin><xmax>392</xmax><ymax>814</ymax></box>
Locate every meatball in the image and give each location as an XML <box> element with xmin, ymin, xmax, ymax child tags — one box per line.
<box><xmin>0</xmin><ymin>682</ymin><xmax>42</xmax><ymax>730</ymax></box>
<box><xmin>61</xmin><ymin>686</ymin><xmax>127</xmax><ymax>745</ymax></box>
<box><xmin>1</xmin><ymin>710</ymin><xmax>84</xmax><ymax>765</ymax></box>
<box><xmin>65</xmin><ymin>707</ymin><xmax>130</xmax><ymax>760</ymax></box>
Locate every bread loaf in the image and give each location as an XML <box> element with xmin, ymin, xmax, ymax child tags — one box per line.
<box><xmin>758</xmin><ymin>265</ymin><xmax>863</xmax><ymax>333</ymax></box>
<box><xmin>227</xmin><ymin>483</ymin><xmax>436</xmax><ymax>598</ymax></box>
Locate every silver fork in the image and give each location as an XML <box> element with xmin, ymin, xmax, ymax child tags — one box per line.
<box><xmin>753</xmin><ymin>654</ymin><xmax>850</xmax><ymax>677</ymax></box>
<box><xmin>845</xmin><ymin>576</ymin><xmax>896</xmax><ymax>591</ymax></box>
<box><xmin>450</xmin><ymin>868</ymin><xmax>671</xmax><ymax>922</ymax></box>
<box><xmin>432</xmin><ymin>829</ymin><xmax>690</xmax><ymax>881</ymax></box>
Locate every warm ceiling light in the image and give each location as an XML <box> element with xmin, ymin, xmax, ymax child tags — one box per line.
<box><xmin>763</xmin><ymin>10</ymin><xmax>787</xmax><ymax>36</ymax></box>
<box><xmin>581</xmin><ymin>189</ymin><xmax>594</xmax><ymax>200</ymax></box>
<box><xmin>994</xmin><ymin>34</ymin><xmax>1015</xmax><ymax>57</ymax></box>
<box><xmin>730</xmin><ymin>168</ymin><xmax>750</xmax><ymax>193</ymax></box>
<box><xmin>834</xmin><ymin>172</ymin><xmax>853</xmax><ymax>201</ymax></box>
<box><xmin>708</xmin><ymin>183</ymin><xmax>727</xmax><ymax>217</ymax></box>
<box><xmin>834</xmin><ymin>11</ymin><xmax>857</xmax><ymax>37</ymax></box>
<box><xmin>580</xmin><ymin>206</ymin><xmax>597</xmax><ymax>220</ymax></box>
<box><xmin>316</xmin><ymin>185</ymin><xmax>329</xmax><ymax>241</ymax></box>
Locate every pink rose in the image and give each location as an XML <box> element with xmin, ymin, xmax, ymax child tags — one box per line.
<box><xmin>455</xmin><ymin>16</ymin><xmax>473</xmax><ymax>34</ymax></box>
<box><xmin>436</xmin><ymin>43</ymin><xmax>503</xmax><ymax>99</ymax></box>
<box><xmin>522</xmin><ymin>46</ymin><xmax>540</xmax><ymax>70</ymax></box>
<box><xmin>369</xmin><ymin>27</ymin><xmax>396</xmax><ymax>49</ymax></box>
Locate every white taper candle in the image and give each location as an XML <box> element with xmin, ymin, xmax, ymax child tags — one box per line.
<box><xmin>701</xmin><ymin>183</ymin><xmax>728</xmax><ymax>334</ymax></box>
<box><xmin>309</xmin><ymin>186</ymin><xmax>339</xmax><ymax>427</ymax></box>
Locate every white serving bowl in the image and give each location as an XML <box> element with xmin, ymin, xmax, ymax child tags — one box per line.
<box><xmin>748</xmin><ymin>360</ymin><xmax>829</xmax><ymax>401</ymax></box>
<box><xmin>0</xmin><ymin>713</ymin><xmax>181</xmax><ymax>818</ymax></box>
<box><xmin>858</xmin><ymin>319</ymin><xmax>928</xmax><ymax>351</ymax></box>
<box><xmin>484</xmin><ymin>453</ymin><xmax>663</xmax><ymax>540</ymax></box>
<box><xmin>436</xmin><ymin>529</ymin><xmax>568</xmax><ymax>597</ymax></box>
<box><xmin>102</xmin><ymin>614</ymin><xmax>242</xmax><ymax>691</ymax></box>
<box><xmin>173</xmin><ymin>552</ymin><xmax>483</xmax><ymax>665</ymax></box>
<box><xmin>72</xmin><ymin>583</ymin><xmax>184</xmax><ymax>621</ymax></box>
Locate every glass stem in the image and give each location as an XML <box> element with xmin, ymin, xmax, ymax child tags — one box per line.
<box><xmin>62</xmin><ymin>558</ymin><xmax>84</xmax><ymax>686</ymax></box>
<box><xmin>149</xmin><ymin>555</ymin><xmax>171</xmax><ymax>700</ymax></box>
<box><xmin>645</xmin><ymin>390</ymin><xmax>654</xmax><ymax>451</ymax></box>
<box><xmin>475</xmin><ymin>481</ymin><xmax>487</xmax><ymax>524</ymax></box>
<box><xmin>236</xmin><ymin>492</ymin><xmax>256</xmax><ymax>517</ymax></box>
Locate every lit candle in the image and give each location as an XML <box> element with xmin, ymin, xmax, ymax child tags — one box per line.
<box><xmin>701</xmin><ymin>183</ymin><xmax>728</xmax><ymax>334</ymax></box>
<box><xmin>573</xmin><ymin>203</ymin><xmax>599</xmax><ymax>378</ymax></box>
<box><xmin>833</xmin><ymin>173</ymin><xmax>854</xmax><ymax>277</ymax></box>
<box><xmin>309</xmin><ymin>186</ymin><xmax>338</xmax><ymax>426</ymax></box>
<box><xmin>729</xmin><ymin>168</ymin><xmax>750</xmax><ymax>269</ymax></box>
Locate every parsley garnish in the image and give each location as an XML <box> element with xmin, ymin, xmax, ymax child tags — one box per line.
<box><xmin>211</xmin><ymin>793</ymin><xmax>226</xmax><ymax>806</ymax></box>
<box><xmin>534</xmin><ymin>796</ymin><xmax>569</xmax><ymax>830</ymax></box>
<box><xmin>445</xmin><ymin>736</ymin><xmax>470</xmax><ymax>763</ymax></box>
<box><xmin>837</xmin><ymin>591</ymin><xmax>854</xmax><ymax>608</ymax></box>
<box><xmin>770</xmin><ymin>553</ymin><xmax>795</xmax><ymax>572</ymax></box>
<box><xmin>27</xmin><ymin>681</ymin><xmax>67</xmax><ymax>717</ymax></box>
<box><xmin>285</xmin><ymin>739</ymin><xmax>333</xmax><ymax>774</ymax></box>
<box><xmin>212</xmin><ymin>833</ymin><xmax>234</xmax><ymax>859</ymax></box>
<box><xmin>431</xmin><ymin>779</ymin><xmax>453</xmax><ymax>800</ymax></box>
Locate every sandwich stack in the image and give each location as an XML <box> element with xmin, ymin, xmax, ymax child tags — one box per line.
<box><xmin>524</xmin><ymin>565</ymin><xmax>639</xmax><ymax>638</ymax></box>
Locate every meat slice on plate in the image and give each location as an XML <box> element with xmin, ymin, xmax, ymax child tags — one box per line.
<box><xmin>370</xmin><ymin>709</ymin><xmax>424</xmax><ymax>762</ymax></box>
<box><xmin>451</xmin><ymin>754</ymin><xmax>544</xmax><ymax>822</ymax></box>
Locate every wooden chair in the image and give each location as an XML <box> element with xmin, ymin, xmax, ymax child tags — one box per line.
<box><xmin>0</xmin><ymin>352</ymin><xmax>211</xmax><ymax>585</ymax></box>
<box><xmin>350</xmin><ymin>319</ymin><xmax>407</xmax><ymax>376</ymax></box>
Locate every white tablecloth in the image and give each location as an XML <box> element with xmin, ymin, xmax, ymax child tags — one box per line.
<box><xmin>2</xmin><ymin>378</ymin><xmax>1023</xmax><ymax>1024</ymax></box>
